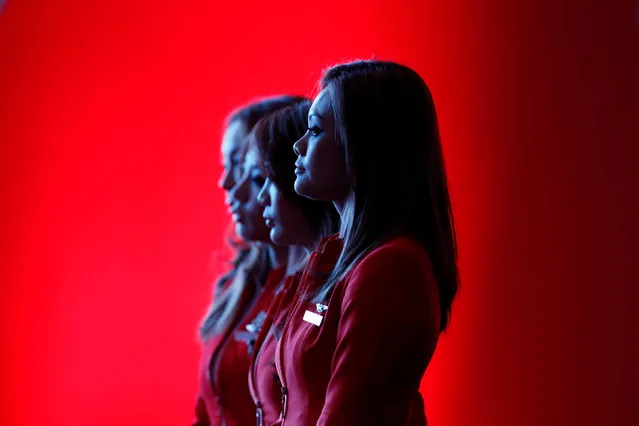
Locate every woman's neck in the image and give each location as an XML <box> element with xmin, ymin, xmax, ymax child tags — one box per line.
<box><xmin>267</xmin><ymin>244</ymin><xmax>289</xmax><ymax>269</ymax></box>
<box><xmin>286</xmin><ymin>245</ymin><xmax>311</xmax><ymax>276</ymax></box>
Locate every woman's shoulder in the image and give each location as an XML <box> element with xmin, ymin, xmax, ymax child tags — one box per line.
<box><xmin>332</xmin><ymin>236</ymin><xmax>439</xmax><ymax>330</ymax></box>
<box><xmin>355</xmin><ymin>236</ymin><xmax>431</xmax><ymax>273</ymax></box>
<box><xmin>339</xmin><ymin>236</ymin><xmax>434</xmax><ymax>298</ymax></box>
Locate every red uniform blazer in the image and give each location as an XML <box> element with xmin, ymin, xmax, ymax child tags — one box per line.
<box><xmin>194</xmin><ymin>266</ymin><xmax>286</xmax><ymax>426</ymax></box>
<box><xmin>275</xmin><ymin>236</ymin><xmax>441</xmax><ymax>426</ymax></box>
<box><xmin>248</xmin><ymin>272</ymin><xmax>299</xmax><ymax>426</ymax></box>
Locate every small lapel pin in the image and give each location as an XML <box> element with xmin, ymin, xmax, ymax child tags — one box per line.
<box><xmin>316</xmin><ymin>303</ymin><xmax>328</xmax><ymax>313</ymax></box>
<box><xmin>245</xmin><ymin>311</ymin><xmax>267</xmax><ymax>334</ymax></box>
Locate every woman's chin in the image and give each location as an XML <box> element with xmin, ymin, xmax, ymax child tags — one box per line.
<box><xmin>294</xmin><ymin>176</ymin><xmax>314</xmax><ymax>199</ymax></box>
<box><xmin>270</xmin><ymin>228</ymin><xmax>287</xmax><ymax>247</ymax></box>
<box><xmin>235</xmin><ymin>223</ymin><xmax>251</xmax><ymax>241</ymax></box>
<box><xmin>236</xmin><ymin>224</ymin><xmax>265</xmax><ymax>243</ymax></box>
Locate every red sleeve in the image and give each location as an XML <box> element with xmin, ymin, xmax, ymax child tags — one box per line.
<box><xmin>317</xmin><ymin>245</ymin><xmax>440</xmax><ymax>426</ymax></box>
<box><xmin>192</xmin><ymin>395</ymin><xmax>210</xmax><ymax>426</ymax></box>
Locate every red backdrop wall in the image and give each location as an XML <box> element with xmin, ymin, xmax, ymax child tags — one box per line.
<box><xmin>1</xmin><ymin>1</ymin><xmax>637</xmax><ymax>425</ymax></box>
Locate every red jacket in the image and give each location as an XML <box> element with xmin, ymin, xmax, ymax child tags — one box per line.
<box><xmin>248</xmin><ymin>272</ymin><xmax>300</xmax><ymax>426</ymax></box>
<box><xmin>275</xmin><ymin>236</ymin><xmax>441</xmax><ymax>426</ymax></box>
<box><xmin>194</xmin><ymin>266</ymin><xmax>286</xmax><ymax>426</ymax></box>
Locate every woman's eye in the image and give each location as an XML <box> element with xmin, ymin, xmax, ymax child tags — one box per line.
<box><xmin>308</xmin><ymin>125</ymin><xmax>322</xmax><ymax>137</ymax></box>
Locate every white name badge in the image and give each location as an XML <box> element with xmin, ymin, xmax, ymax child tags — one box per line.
<box><xmin>303</xmin><ymin>310</ymin><xmax>323</xmax><ymax>326</ymax></box>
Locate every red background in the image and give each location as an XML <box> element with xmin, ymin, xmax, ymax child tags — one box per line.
<box><xmin>1</xmin><ymin>0</ymin><xmax>637</xmax><ymax>425</ymax></box>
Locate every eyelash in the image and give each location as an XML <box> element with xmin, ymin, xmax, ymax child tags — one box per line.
<box><xmin>252</xmin><ymin>175</ymin><xmax>265</xmax><ymax>187</ymax></box>
<box><xmin>224</xmin><ymin>157</ymin><xmax>238</xmax><ymax>170</ymax></box>
<box><xmin>308</xmin><ymin>125</ymin><xmax>322</xmax><ymax>136</ymax></box>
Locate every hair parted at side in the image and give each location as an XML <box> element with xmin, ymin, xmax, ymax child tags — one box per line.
<box><xmin>316</xmin><ymin>60</ymin><xmax>459</xmax><ymax>332</ymax></box>
<box><xmin>252</xmin><ymin>101</ymin><xmax>339</xmax><ymax>244</ymax></box>
<box><xmin>200</xmin><ymin>95</ymin><xmax>307</xmax><ymax>341</ymax></box>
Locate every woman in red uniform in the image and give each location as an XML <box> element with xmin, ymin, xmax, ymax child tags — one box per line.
<box><xmin>193</xmin><ymin>95</ymin><xmax>306</xmax><ymax>426</ymax></box>
<box><xmin>242</xmin><ymin>101</ymin><xmax>339</xmax><ymax>426</ymax></box>
<box><xmin>275</xmin><ymin>60</ymin><xmax>460</xmax><ymax>425</ymax></box>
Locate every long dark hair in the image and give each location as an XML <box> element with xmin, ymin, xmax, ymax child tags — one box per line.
<box><xmin>200</xmin><ymin>95</ymin><xmax>307</xmax><ymax>341</ymax></box>
<box><xmin>317</xmin><ymin>60</ymin><xmax>459</xmax><ymax>332</ymax></box>
<box><xmin>252</xmin><ymin>101</ymin><xmax>339</xmax><ymax>247</ymax></box>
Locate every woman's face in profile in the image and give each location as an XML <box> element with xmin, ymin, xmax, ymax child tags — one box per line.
<box><xmin>227</xmin><ymin>145</ymin><xmax>271</xmax><ymax>243</ymax></box>
<box><xmin>219</xmin><ymin>120</ymin><xmax>248</xmax><ymax>195</ymax></box>
<box><xmin>258</xmin><ymin>176</ymin><xmax>313</xmax><ymax>248</ymax></box>
<box><xmin>293</xmin><ymin>89</ymin><xmax>349</xmax><ymax>202</ymax></box>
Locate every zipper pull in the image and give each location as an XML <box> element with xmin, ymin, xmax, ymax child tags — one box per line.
<box><xmin>281</xmin><ymin>386</ymin><xmax>288</xmax><ymax>421</ymax></box>
<box><xmin>255</xmin><ymin>401</ymin><xmax>263</xmax><ymax>426</ymax></box>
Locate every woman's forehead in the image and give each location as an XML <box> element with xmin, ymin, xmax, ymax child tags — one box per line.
<box><xmin>310</xmin><ymin>89</ymin><xmax>331</xmax><ymax>118</ymax></box>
